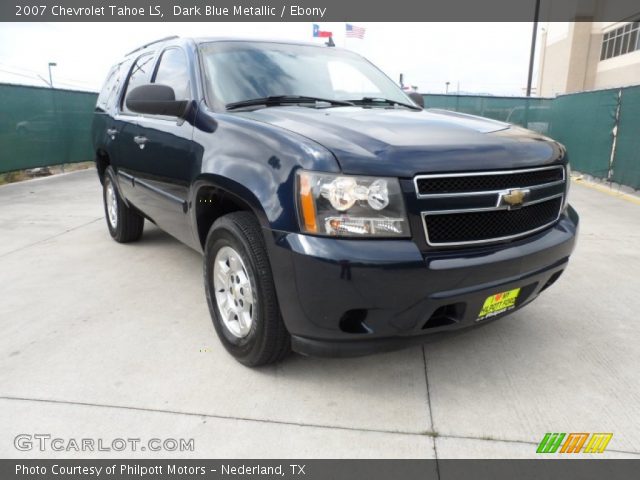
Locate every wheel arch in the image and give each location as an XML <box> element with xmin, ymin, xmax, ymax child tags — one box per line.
<box><xmin>192</xmin><ymin>175</ymin><xmax>271</xmax><ymax>251</ymax></box>
<box><xmin>95</xmin><ymin>148</ymin><xmax>111</xmax><ymax>185</ymax></box>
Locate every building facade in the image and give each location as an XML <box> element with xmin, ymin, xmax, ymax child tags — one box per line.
<box><xmin>537</xmin><ymin>20</ymin><xmax>640</xmax><ymax>96</ymax></box>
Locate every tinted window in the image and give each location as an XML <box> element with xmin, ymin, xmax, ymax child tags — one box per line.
<box><xmin>600</xmin><ymin>21</ymin><xmax>640</xmax><ymax>61</ymax></box>
<box><xmin>613</xmin><ymin>34</ymin><xmax>622</xmax><ymax>56</ymax></box>
<box><xmin>606</xmin><ymin>37</ymin><xmax>615</xmax><ymax>58</ymax></box>
<box><xmin>154</xmin><ymin>49</ymin><xmax>190</xmax><ymax>101</ymax></box>
<box><xmin>200</xmin><ymin>41</ymin><xmax>410</xmax><ymax>107</ymax></box>
<box><xmin>122</xmin><ymin>53</ymin><xmax>155</xmax><ymax>113</ymax></box>
<box><xmin>628</xmin><ymin>34</ymin><xmax>635</xmax><ymax>53</ymax></box>
<box><xmin>96</xmin><ymin>65</ymin><xmax>118</xmax><ymax>111</ymax></box>
<box><xmin>600</xmin><ymin>39</ymin><xmax>607</xmax><ymax>60</ymax></box>
<box><xmin>621</xmin><ymin>33</ymin><xmax>630</xmax><ymax>55</ymax></box>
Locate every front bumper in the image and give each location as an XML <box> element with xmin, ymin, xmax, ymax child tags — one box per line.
<box><xmin>265</xmin><ymin>206</ymin><xmax>579</xmax><ymax>357</ymax></box>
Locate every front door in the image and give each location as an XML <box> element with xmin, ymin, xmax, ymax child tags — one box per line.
<box><xmin>117</xmin><ymin>47</ymin><xmax>196</xmax><ymax>246</ymax></box>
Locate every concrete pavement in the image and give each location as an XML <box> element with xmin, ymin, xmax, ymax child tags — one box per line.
<box><xmin>0</xmin><ymin>169</ymin><xmax>639</xmax><ymax>459</ymax></box>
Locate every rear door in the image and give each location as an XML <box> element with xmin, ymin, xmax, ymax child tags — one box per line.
<box><xmin>114</xmin><ymin>52</ymin><xmax>156</xmax><ymax>206</ymax></box>
<box><xmin>93</xmin><ymin>60</ymin><xmax>130</xmax><ymax>166</ymax></box>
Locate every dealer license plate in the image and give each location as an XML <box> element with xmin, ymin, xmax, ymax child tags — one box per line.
<box><xmin>477</xmin><ymin>288</ymin><xmax>521</xmax><ymax>321</ymax></box>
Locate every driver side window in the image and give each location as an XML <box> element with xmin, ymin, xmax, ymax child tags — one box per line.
<box><xmin>121</xmin><ymin>53</ymin><xmax>155</xmax><ymax>113</ymax></box>
<box><xmin>153</xmin><ymin>48</ymin><xmax>190</xmax><ymax>101</ymax></box>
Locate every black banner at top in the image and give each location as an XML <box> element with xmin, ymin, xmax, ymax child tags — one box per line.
<box><xmin>3</xmin><ymin>0</ymin><xmax>640</xmax><ymax>22</ymax></box>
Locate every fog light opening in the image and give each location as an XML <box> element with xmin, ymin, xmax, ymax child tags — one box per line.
<box><xmin>339</xmin><ymin>309</ymin><xmax>371</xmax><ymax>334</ymax></box>
<box><xmin>540</xmin><ymin>270</ymin><xmax>563</xmax><ymax>293</ymax></box>
<box><xmin>423</xmin><ymin>303</ymin><xmax>465</xmax><ymax>329</ymax></box>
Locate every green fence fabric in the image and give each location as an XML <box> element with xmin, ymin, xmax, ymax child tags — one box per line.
<box><xmin>0</xmin><ymin>84</ymin><xmax>638</xmax><ymax>190</ymax></box>
<box><xmin>612</xmin><ymin>86</ymin><xmax>640</xmax><ymax>189</ymax></box>
<box><xmin>548</xmin><ymin>89</ymin><xmax>619</xmax><ymax>179</ymax></box>
<box><xmin>0</xmin><ymin>84</ymin><xmax>97</xmax><ymax>174</ymax></box>
<box><xmin>424</xmin><ymin>92</ymin><xmax>619</xmax><ymax>177</ymax></box>
<box><xmin>423</xmin><ymin>90</ymin><xmax>639</xmax><ymax>190</ymax></box>
<box><xmin>423</xmin><ymin>94</ymin><xmax>554</xmax><ymax>134</ymax></box>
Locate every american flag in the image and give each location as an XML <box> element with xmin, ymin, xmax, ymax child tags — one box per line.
<box><xmin>346</xmin><ymin>24</ymin><xmax>366</xmax><ymax>39</ymax></box>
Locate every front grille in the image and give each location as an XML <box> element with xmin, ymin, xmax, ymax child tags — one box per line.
<box><xmin>414</xmin><ymin>166</ymin><xmax>566</xmax><ymax>246</ymax></box>
<box><xmin>416</xmin><ymin>167</ymin><xmax>564</xmax><ymax>195</ymax></box>
<box><xmin>424</xmin><ymin>196</ymin><xmax>562</xmax><ymax>245</ymax></box>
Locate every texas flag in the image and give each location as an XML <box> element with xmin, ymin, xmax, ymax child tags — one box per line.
<box><xmin>313</xmin><ymin>24</ymin><xmax>332</xmax><ymax>38</ymax></box>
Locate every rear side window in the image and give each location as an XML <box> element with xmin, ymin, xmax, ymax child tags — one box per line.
<box><xmin>121</xmin><ymin>53</ymin><xmax>155</xmax><ymax>113</ymax></box>
<box><xmin>153</xmin><ymin>48</ymin><xmax>190</xmax><ymax>101</ymax></box>
<box><xmin>97</xmin><ymin>64</ymin><xmax>124</xmax><ymax>111</ymax></box>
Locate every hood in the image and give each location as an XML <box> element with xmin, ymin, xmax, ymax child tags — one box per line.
<box><xmin>237</xmin><ymin>106</ymin><xmax>564</xmax><ymax>177</ymax></box>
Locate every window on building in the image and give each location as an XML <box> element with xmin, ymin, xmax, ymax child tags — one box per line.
<box><xmin>601</xmin><ymin>21</ymin><xmax>640</xmax><ymax>61</ymax></box>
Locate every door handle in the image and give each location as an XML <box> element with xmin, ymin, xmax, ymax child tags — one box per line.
<box><xmin>106</xmin><ymin>128</ymin><xmax>117</xmax><ymax>138</ymax></box>
<box><xmin>133</xmin><ymin>135</ymin><xmax>148</xmax><ymax>149</ymax></box>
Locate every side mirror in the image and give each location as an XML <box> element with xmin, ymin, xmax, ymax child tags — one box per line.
<box><xmin>407</xmin><ymin>91</ymin><xmax>424</xmax><ymax>108</ymax></box>
<box><xmin>125</xmin><ymin>84</ymin><xmax>188</xmax><ymax>117</ymax></box>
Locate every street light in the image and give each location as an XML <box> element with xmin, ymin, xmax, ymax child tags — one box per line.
<box><xmin>48</xmin><ymin>62</ymin><xmax>57</xmax><ymax>88</ymax></box>
<box><xmin>445</xmin><ymin>81</ymin><xmax>450</xmax><ymax>94</ymax></box>
<box><xmin>526</xmin><ymin>0</ymin><xmax>541</xmax><ymax>96</ymax></box>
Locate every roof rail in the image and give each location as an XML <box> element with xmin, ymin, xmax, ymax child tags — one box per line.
<box><xmin>126</xmin><ymin>36</ymin><xmax>179</xmax><ymax>56</ymax></box>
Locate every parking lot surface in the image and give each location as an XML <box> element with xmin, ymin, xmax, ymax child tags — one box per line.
<box><xmin>1</xmin><ymin>169</ymin><xmax>639</xmax><ymax>459</ymax></box>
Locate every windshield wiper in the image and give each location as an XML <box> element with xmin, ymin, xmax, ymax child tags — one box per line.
<box><xmin>226</xmin><ymin>95</ymin><xmax>355</xmax><ymax>111</ymax></box>
<box><xmin>349</xmin><ymin>97</ymin><xmax>421</xmax><ymax>111</ymax></box>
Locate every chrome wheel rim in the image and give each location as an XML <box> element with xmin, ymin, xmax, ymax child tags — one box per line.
<box><xmin>105</xmin><ymin>178</ymin><xmax>118</xmax><ymax>229</ymax></box>
<box><xmin>213</xmin><ymin>246</ymin><xmax>254</xmax><ymax>338</ymax></box>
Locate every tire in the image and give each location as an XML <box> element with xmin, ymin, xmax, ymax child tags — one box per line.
<box><xmin>103</xmin><ymin>166</ymin><xmax>144</xmax><ymax>243</ymax></box>
<box><xmin>203</xmin><ymin>212</ymin><xmax>290</xmax><ymax>366</ymax></box>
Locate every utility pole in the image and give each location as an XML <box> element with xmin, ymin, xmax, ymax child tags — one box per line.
<box><xmin>48</xmin><ymin>62</ymin><xmax>57</xmax><ymax>88</ymax></box>
<box><xmin>526</xmin><ymin>0</ymin><xmax>541</xmax><ymax>96</ymax></box>
<box><xmin>47</xmin><ymin>61</ymin><xmax>61</xmax><ymax>171</ymax></box>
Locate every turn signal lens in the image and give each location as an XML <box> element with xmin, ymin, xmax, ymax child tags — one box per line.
<box><xmin>298</xmin><ymin>172</ymin><xmax>318</xmax><ymax>233</ymax></box>
<box><xmin>563</xmin><ymin>163</ymin><xmax>571</xmax><ymax>210</ymax></box>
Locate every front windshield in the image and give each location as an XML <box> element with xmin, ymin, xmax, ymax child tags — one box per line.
<box><xmin>199</xmin><ymin>41</ymin><xmax>412</xmax><ymax>107</ymax></box>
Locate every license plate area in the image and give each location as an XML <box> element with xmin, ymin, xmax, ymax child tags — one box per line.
<box><xmin>477</xmin><ymin>288</ymin><xmax>521</xmax><ymax>321</ymax></box>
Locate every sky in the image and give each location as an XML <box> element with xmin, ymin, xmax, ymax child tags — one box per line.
<box><xmin>0</xmin><ymin>22</ymin><xmax>541</xmax><ymax>95</ymax></box>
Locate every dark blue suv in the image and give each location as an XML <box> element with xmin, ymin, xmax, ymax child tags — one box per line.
<box><xmin>92</xmin><ymin>36</ymin><xmax>579</xmax><ymax>366</ymax></box>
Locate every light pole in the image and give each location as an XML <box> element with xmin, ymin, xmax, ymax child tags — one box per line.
<box><xmin>445</xmin><ymin>81</ymin><xmax>450</xmax><ymax>94</ymax></box>
<box><xmin>47</xmin><ymin>61</ymin><xmax>60</xmax><ymax>170</ymax></box>
<box><xmin>526</xmin><ymin>0</ymin><xmax>541</xmax><ymax>96</ymax></box>
<box><xmin>48</xmin><ymin>62</ymin><xmax>57</xmax><ymax>88</ymax></box>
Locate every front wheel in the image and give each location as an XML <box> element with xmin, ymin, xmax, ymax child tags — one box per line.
<box><xmin>203</xmin><ymin>212</ymin><xmax>290</xmax><ymax>366</ymax></box>
<box><xmin>103</xmin><ymin>166</ymin><xmax>144</xmax><ymax>243</ymax></box>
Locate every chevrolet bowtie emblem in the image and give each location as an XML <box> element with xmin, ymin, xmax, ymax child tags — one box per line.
<box><xmin>500</xmin><ymin>188</ymin><xmax>530</xmax><ymax>209</ymax></box>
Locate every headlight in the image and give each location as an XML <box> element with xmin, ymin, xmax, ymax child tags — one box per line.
<box><xmin>296</xmin><ymin>170</ymin><xmax>410</xmax><ymax>237</ymax></box>
<box><xmin>563</xmin><ymin>163</ymin><xmax>571</xmax><ymax>210</ymax></box>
